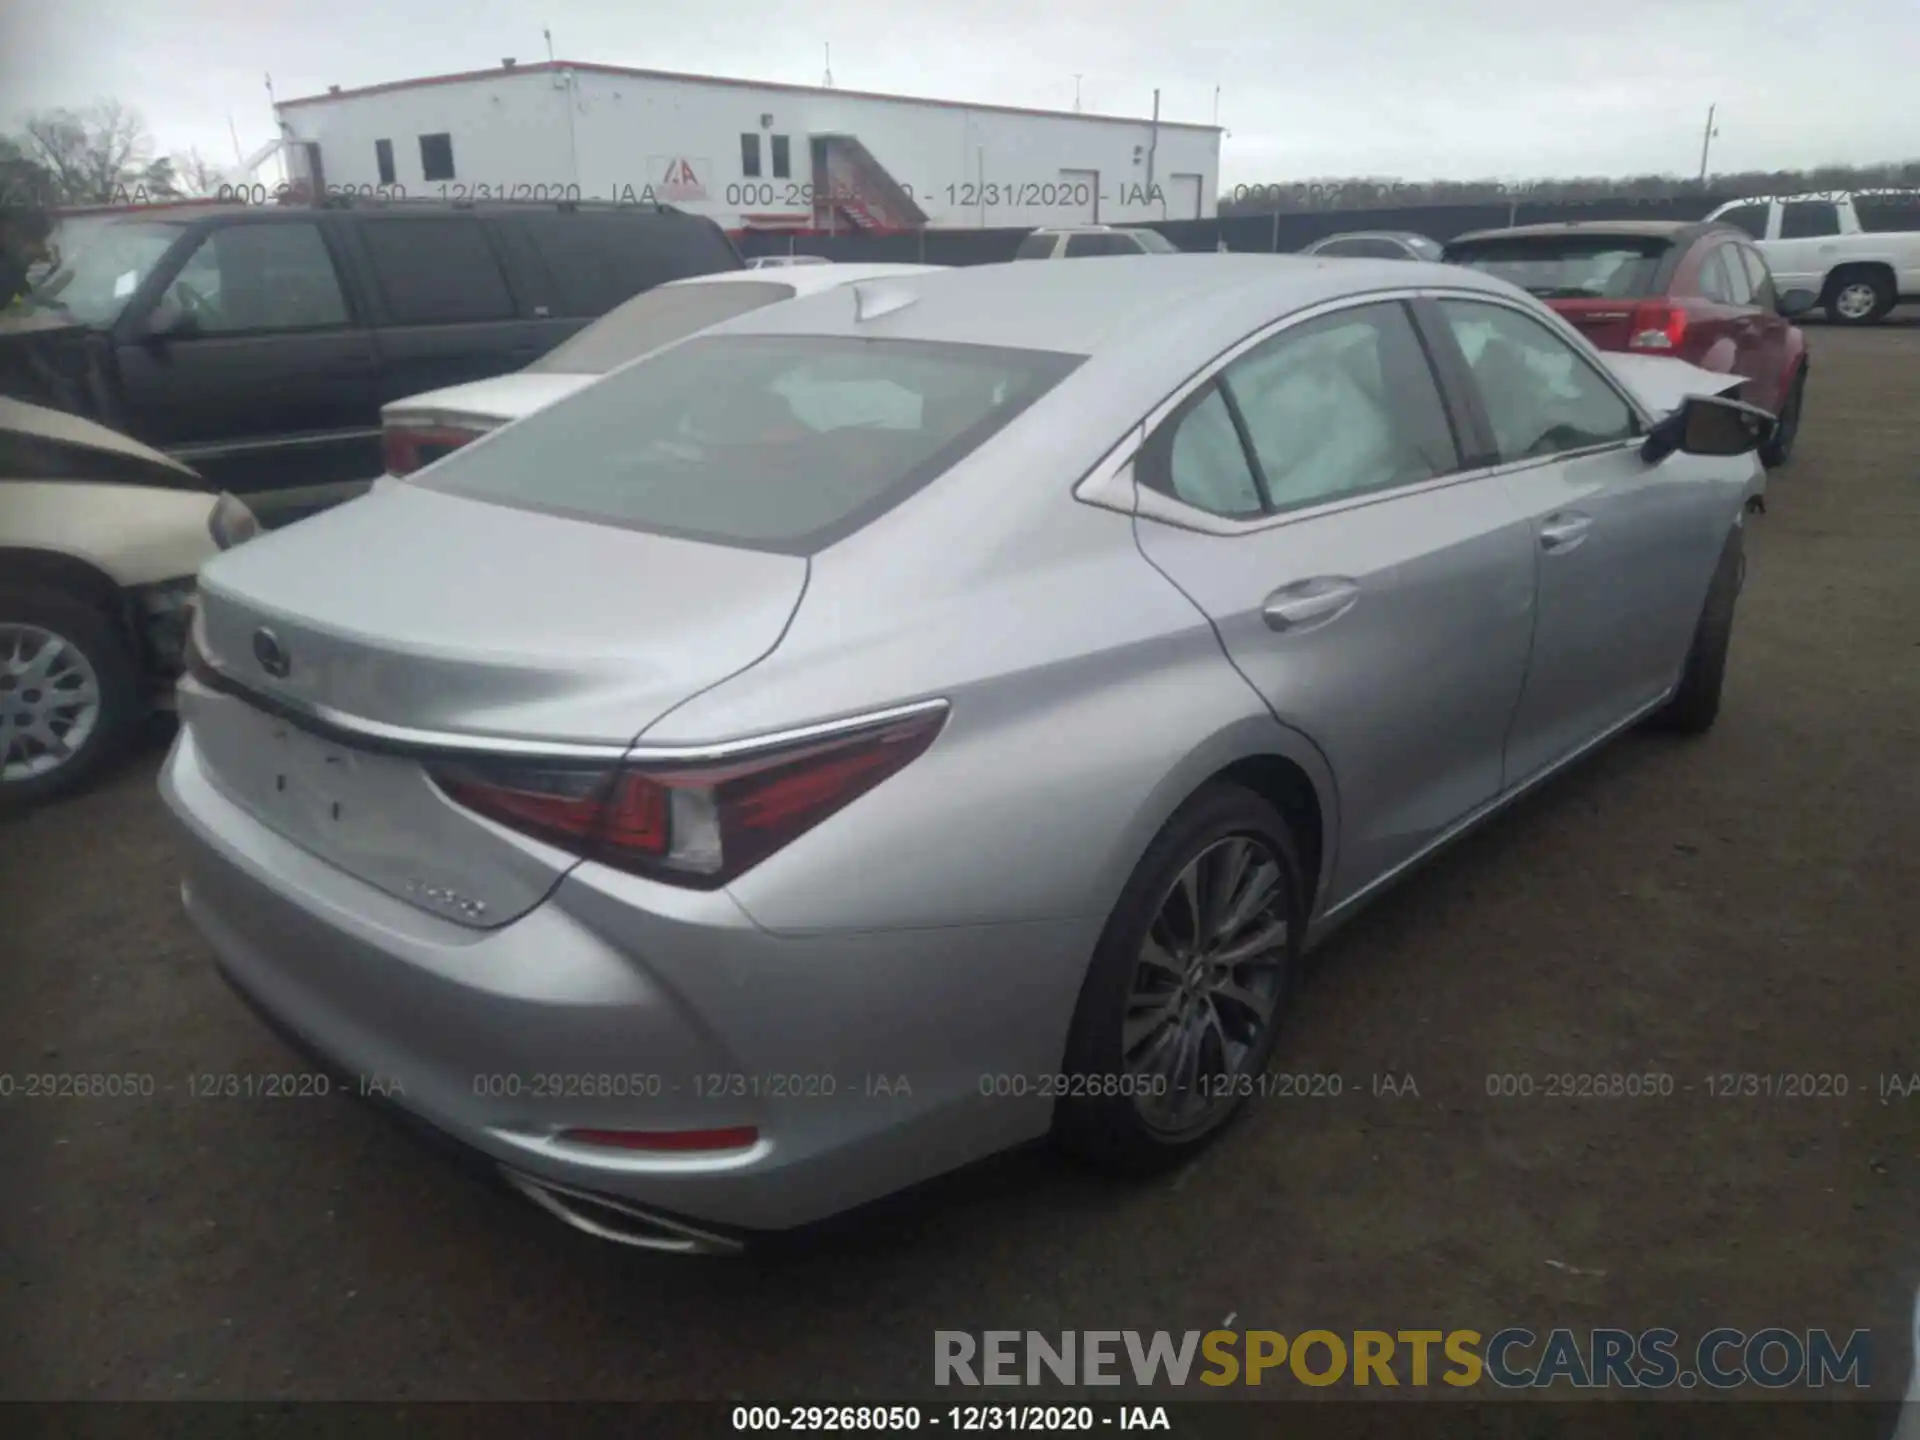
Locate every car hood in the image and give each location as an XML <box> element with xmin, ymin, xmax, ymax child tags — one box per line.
<box><xmin>380</xmin><ymin>372</ymin><xmax>598</xmax><ymax>428</ymax></box>
<box><xmin>1597</xmin><ymin>352</ymin><xmax>1748</xmax><ymax>416</ymax></box>
<box><xmin>0</xmin><ymin>395</ymin><xmax>206</xmax><ymax>481</ymax></box>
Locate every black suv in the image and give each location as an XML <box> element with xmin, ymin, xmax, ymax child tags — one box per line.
<box><xmin>2</xmin><ymin>199</ymin><xmax>743</xmax><ymax>524</ymax></box>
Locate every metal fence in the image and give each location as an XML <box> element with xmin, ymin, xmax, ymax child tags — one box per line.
<box><xmin>733</xmin><ymin>193</ymin><xmax>1744</xmax><ymax>265</ymax></box>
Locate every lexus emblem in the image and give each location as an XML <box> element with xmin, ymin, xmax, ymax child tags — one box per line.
<box><xmin>252</xmin><ymin>627</ymin><xmax>291</xmax><ymax>679</ymax></box>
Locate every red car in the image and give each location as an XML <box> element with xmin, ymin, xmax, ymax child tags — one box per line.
<box><xmin>1443</xmin><ymin>220</ymin><xmax>1813</xmax><ymax>466</ymax></box>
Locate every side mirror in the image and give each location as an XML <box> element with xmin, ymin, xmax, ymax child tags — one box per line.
<box><xmin>1641</xmin><ymin>394</ymin><xmax>1777</xmax><ymax>465</ymax></box>
<box><xmin>1776</xmin><ymin>287</ymin><xmax>1818</xmax><ymax>319</ymax></box>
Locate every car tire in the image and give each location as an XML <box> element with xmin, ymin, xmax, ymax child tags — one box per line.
<box><xmin>1759</xmin><ymin>369</ymin><xmax>1805</xmax><ymax>469</ymax></box>
<box><xmin>1823</xmin><ymin>269</ymin><xmax>1894</xmax><ymax>326</ymax></box>
<box><xmin>1054</xmin><ymin>783</ymin><xmax>1305</xmax><ymax>1176</ymax></box>
<box><xmin>0</xmin><ymin>588</ymin><xmax>142</xmax><ymax>810</ymax></box>
<box><xmin>1647</xmin><ymin>529</ymin><xmax>1743</xmax><ymax>737</ymax></box>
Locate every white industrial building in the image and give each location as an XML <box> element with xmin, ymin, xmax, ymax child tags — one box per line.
<box><xmin>272</xmin><ymin>61</ymin><xmax>1222</xmax><ymax>234</ymax></box>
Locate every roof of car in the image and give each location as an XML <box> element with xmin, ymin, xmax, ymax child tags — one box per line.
<box><xmin>1030</xmin><ymin>225</ymin><xmax>1156</xmax><ymax>235</ymax></box>
<box><xmin>1447</xmin><ymin>220</ymin><xmax>1708</xmax><ymax>244</ymax></box>
<box><xmin>659</xmin><ymin>263</ymin><xmax>947</xmax><ymax>296</ymax></box>
<box><xmin>698</xmin><ymin>253</ymin><xmax>1518</xmax><ymax>359</ymax></box>
<box><xmin>1311</xmin><ymin>230</ymin><xmax>1433</xmax><ymax>243</ymax></box>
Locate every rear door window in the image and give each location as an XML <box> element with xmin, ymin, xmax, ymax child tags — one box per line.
<box><xmin>416</xmin><ymin>335</ymin><xmax>1083</xmax><ymax>552</ymax></box>
<box><xmin>1779</xmin><ymin>202</ymin><xmax>1841</xmax><ymax>239</ymax></box>
<box><xmin>1063</xmin><ymin>234</ymin><xmax>1112</xmax><ymax>258</ymax></box>
<box><xmin>1696</xmin><ymin>246</ymin><xmax>1738</xmax><ymax>303</ymax></box>
<box><xmin>1013</xmin><ymin>233</ymin><xmax>1057</xmax><ymax>260</ymax></box>
<box><xmin>359</xmin><ymin>218</ymin><xmax>516</xmax><ymax>324</ymax></box>
<box><xmin>1714</xmin><ymin>244</ymin><xmax>1753</xmax><ymax>305</ymax></box>
<box><xmin>516</xmin><ymin>212</ymin><xmax>742</xmax><ymax>317</ymax></box>
<box><xmin>1316</xmin><ymin>237</ymin><xmax>1409</xmax><ymax>259</ymax></box>
<box><xmin>1737</xmin><ymin>244</ymin><xmax>1776</xmax><ymax>303</ymax></box>
<box><xmin>1713</xmin><ymin>203</ymin><xmax>1771</xmax><ymax>240</ymax></box>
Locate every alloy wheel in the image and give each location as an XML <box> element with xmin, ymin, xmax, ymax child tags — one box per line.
<box><xmin>1834</xmin><ymin>282</ymin><xmax>1880</xmax><ymax>321</ymax></box>
<box><xmin>1123</xmin><ymin>834</ymin><xmax>1290</xmax><ymax>1137</ymax></box>
<box><xmin>0</xmin><ymin>624</ymin><xmax>104</xmax><ymax>784</ymax></box>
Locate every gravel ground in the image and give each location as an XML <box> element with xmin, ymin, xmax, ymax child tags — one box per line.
<box><xmin>3</xmin><ymin>321</ymin><xmax>1917</xmax><ymax>1404</ymax></box>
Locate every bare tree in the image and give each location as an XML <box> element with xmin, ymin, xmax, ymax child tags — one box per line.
<box><xmin>173</xmin><ymin>147</ymin><xmax>228</xmax><ymax>197</ymax></box>
<box><xmin>19</xmin><ymin>101</ymin><xmax>182</xmax><ymax>204</ymax></box>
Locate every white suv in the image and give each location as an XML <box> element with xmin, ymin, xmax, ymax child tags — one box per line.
<box><xmin>1705</xmin><ymin>191</ymin><xmax>1920</xmax><ymax>325</ymax></box>
<box><xmin>1013</xmin><ymin>226</ymin><xmax>1181</xmax><ymax>259</ymax></box>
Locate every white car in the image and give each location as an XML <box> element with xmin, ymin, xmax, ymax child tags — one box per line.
<box><xmin>1705</xmin><ymin>191</ymin><xmax>1920</xmax><ymax>325</ymax></box>
<box><xmin>745</xmin><ymin>254</ymin><xmax>834</xmax><ymax>269</ymax></box>
<box><xmin>1013</xmin><ymin>226</ymin><xmax>1181</xmax><ymax>260</ymax></box>
<box><xmin>380</xmin><ymin>263</ymin><xmax>947</xmax><ymax>473</ymax></box>
<box><xmin>1</xmin><ymin>396</ymin><xmax>256</xmax><ymax>806</ymax></box>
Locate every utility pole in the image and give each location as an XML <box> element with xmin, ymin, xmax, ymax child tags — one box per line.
<box><xmin>1073</xmin><ymin>74</ymin><xmax>1083</xmax><ymax>112</ymax></box>
<box><xmin>1697</xmin><ymin>103</ymin><xmax>1719</xmax><ymax>185</ymax></box>
<box><xmin>823</xmin><ymin>43</ymin><xmax>834</xmax><ymax>88</ymax></box>
<box><xmin>1213</xmin><ymin>85</ymin><xmax>1220</xmax><ymax>127</ymax></box>
<box><xmin>1146</xmin><ymin>88</ymin><xmax>1160</xmax><ymax>197</ymax></box>
<box><xmin>543</xmin><ymin>27</ymin><xmax>554</xmax><ymax>62</ymax></box>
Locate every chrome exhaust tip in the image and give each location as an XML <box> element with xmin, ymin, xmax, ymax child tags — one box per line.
<box><xmin>500</xmin><ymin>1168</ymin><xmax>747</xmax><ymax>1256</ymax></box>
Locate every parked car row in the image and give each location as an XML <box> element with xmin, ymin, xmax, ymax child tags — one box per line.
<box><xmin>148</xmin><ymin>250</ymin><xmax>1779</xmax><ymax>1250</ymax></box>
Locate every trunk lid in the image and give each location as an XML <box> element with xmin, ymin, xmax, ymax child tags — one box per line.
<box><xmin>1544</xmin><ymin>297</ymin><xmax>1641</xmax><ymax>353</ymax></box>
<box><xmin>186</xmin><ymin>481</ymin><xmax>808</xmax><ymax>925</ymax></box>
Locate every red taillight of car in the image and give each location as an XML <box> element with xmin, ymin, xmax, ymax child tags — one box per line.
<box><xmin>382</xmin><ymin>420</ymin><xmax>489</xmax><ymax>477</ymax></box>
<box><xmin>1628</xmin><ymin>302</ymin><xmax>1688</xmax><ymax>351</ymax></box>
<box><xmin>429</xmin><ymin>707</ymin><xmax>946</xmax><ymax>888</ymax></box>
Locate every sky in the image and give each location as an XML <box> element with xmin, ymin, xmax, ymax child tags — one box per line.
<box><xmin>6</xmin><ymin>0</ymin><xmax>1918</xmax><ymax>188</ymax></box>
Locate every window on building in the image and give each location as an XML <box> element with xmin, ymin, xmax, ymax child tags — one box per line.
<box><xmin>419</xmin><ymin>132</ymin><xmax>456</xmax><ymax>182</ymax></box>
<box><xmin>374</xmin><ymin>139</ymin><xmax>395</xmax><ymax>186</ymax></box>
<box><xmin>741</xmin><ymin>133</ymin><xmax>762</xmax><ymax>178</ymax></box>
<box><xmin>771</xmin><ymin>135</ymin><xmax>791</xmax><ymax>179</ymax></box>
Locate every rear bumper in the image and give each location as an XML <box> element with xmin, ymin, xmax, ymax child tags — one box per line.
<box><xmin>159</xmin><ymin>722</ymin><xmax>1080</xmax><ymax>1235</ymax></box>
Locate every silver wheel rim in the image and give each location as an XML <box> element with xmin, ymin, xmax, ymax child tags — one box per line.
<box><xmin>1835</xmin><ymin>283</ymin><xmax>1878</xmax><ymax>319</ymax></box>
<box><xmin>1125</xmin><ymin>835</ymin><xmax>1290</xmax><ymax>1136</ymax></box>
<box><xmin>0</xmin><ymin>623</ymin><xmax>104</xmax><ymax>783</ymax></box>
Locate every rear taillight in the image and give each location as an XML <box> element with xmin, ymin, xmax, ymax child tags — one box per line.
<box><xmin>382</xmin><ymin>419</ymin><xmax>490</xmax><ymax>477</ymax></box>
<box><xmin>430</xmin><ymin>708</ymin><xmax>946</xmax><ymax>888</ymax></box>
<box><xmin>1628</xmin><ymin>302</ymin><xmax>1688</xmax><ymax>351</ymax></box>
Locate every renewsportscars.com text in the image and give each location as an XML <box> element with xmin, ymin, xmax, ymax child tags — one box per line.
<box><xmin>934</xmin><ymin>1328</ymin><xmax>1871</xmax><ymax>1390</ymax></box>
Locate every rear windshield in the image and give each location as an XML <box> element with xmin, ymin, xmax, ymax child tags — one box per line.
<box><xmin>418</xmin><ymin>334</ymin><xmax>1083</xmax><ymax>553</ymax></box>
<box><xmin>1013</xmin><ymin>233</ymin><xmax>1055</xmax><ymax>260</ymax></box>
<box><xmin>1445</xmin><ymin>236</ymin><xmax>1671</xmax><ymax>300</ymax></box>
<box><xmin>525</xmin><ymin>281</ymin><xmax>797</xmax><ymax>374</ymax></box>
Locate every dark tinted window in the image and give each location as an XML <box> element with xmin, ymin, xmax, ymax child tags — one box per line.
<box><xmin>169</xmin><ymin>222</ymin><xmax>350</xmax><ymax>332</ymax></box>
<box><xmin>1714</xmin><ymin>203</ymin><xmax>1770</xmax><ymax>240</ymax></box>
<box><xmin>1315</xmin><ymin>237</ymin><xmax>1411</xmax><ymax>259</ymax></box>
<box><xmin>1780</xmin><ymin>201</ymin><xmax>1840</xmax><ymax>239</ymax></box>
<box><xmin>375</xmin><ymin>139</ymin><xmax>395</xmax><ymax>186</ymax></box>
<box><xmin>1064</xmin><ymin>233</ymin><xmax>1140</xmax><ymax>257</ymax></box>
<box><xmin>771</xmin><ymin>135</ymin><xmax>790</xmax><ymax>179</ymax></box>
<box><xmin>359</xmin><ymin>218</ymin><xmax>514</xmax><ymax>324</ymax></box>
<box><xmin>1856</xmin><ymin>195</ymin><xmax>1920</xmax><ymax>233</ymax></box>
<box><xmin>741</xmin><ymin>134</ymin><xmax>762</xmax><ymax>178</ymax></box>
<box><xmin>524</xmin><ymin>280</ymin><xmax>797</xmax><ymax>374</ymax></box>
<box><xmin>420</xmin><ymin>336</ymin><xmax>1082</xmax><ymax>552</ymax></box>
<box><xmin>419</xmin><ymin>133</ymin><xmax>455</xmax><ymax>182</ymax></box>
<box><xmin>1439</xmin><ymin>299</ymin><xmax>1638</xmax><ymax>462</ymax></box>
<box><xmin>1013</xmin><ymin>233</ymin><xmax>1056</xmax><ymax>260</ymax></box>
<box><xmin>1221</xmin><ymin>301</ymin><xmax>1459</xmax><ymax>510</ymax></box>
<box><xmin>1445</xmin><ymin>235</ymin><xmax>1669</xmax><ymax>299</ymax></box>
<box><xmin>515</xmin><ymin>212</ymin><xmax>741</xmax><ymax>317</ymax></box>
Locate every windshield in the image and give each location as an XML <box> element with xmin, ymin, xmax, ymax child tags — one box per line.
<box><xmin>1405</xmin><ymin>235</ymin><xmax>1444</xmax><ymax>261</ymax></box>
<box><xmin>24</xmin><ymin>221</ymin><xmax>186</xmax><ymax>327</ymax></box>
<box><xmin>1129</xmin><ymin>229</ymin><xmax>1179</xmax><ymax>254</ymax></box>
<box><xmin>421</xmin><ymin>334</ymin><xmax>1082</xmax><ymax>553</ymax></box>
<box><xmin>1445</xmin><ymin>236</ymin><xmax>1669</xmax><ymax>299</ymax></box>
<box><xmin>524</xmin><ymin>280</ymin><xmax>799</xmax><ymax>374</ymax></box>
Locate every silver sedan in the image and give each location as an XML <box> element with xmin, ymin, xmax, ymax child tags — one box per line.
<box><xmin>161</xmin><ymin>255</ymin><xmax>1774</xmax><ymax>1252</ymax></box>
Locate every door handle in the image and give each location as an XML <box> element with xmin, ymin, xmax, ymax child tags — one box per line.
<box><xmin>1539</xmin><ymin>513</ymin><xmax>1592</xmax><ymax>552</ymax></box>
<box><xmin>1262</xmin><ymin>577</ymin><xmax>1360</xmax><ymax>631</ymax></box>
